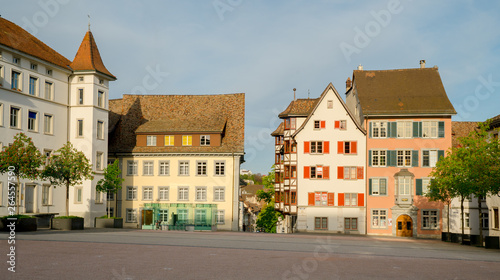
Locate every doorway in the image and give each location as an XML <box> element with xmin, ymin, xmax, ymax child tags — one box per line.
<box><xmin>25</xmin><ymin>185</ymin><xmax>35</xmax><ymax>213</ymax></box>
<box><xmin>396</xmin><ymin>214</ymin><xmax>413</xmax><ymax>237</ymax></box>
<box><xmin>142</xmin><ymin>210</ymin><xmax>153</xmax><ymax>229</ymax></box>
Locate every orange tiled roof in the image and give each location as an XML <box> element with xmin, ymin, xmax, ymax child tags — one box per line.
<box><xmin>452</xmin><ymin>121</ymin><xmax>478</xmax><ymax>148</ymax></box>
<box><xmin>0</xmin><ymin>17</ymin><xmax>71</xmax><ymax>70</ymax></box>
<box><xmin>278</xmin><ymin>98</ymin><xmax>319</xmax><ymax>118</ymax></box>
<box><xmin>271</xmin><ymin>122</ymin><xmax>284</xmax><ymax>136</ymax></box>
<box><xmin>70</xmin><ymin>30</ymin><xmax>116</xmax><ymax>79</ymax></box>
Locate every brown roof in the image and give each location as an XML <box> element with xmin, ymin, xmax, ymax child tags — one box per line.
<box><xmin>108</xmin><ymin>93</ymin><xmax>245</xmax><ymax>154</ymax></box>
<box><xmin>0</xmin><ymin>17</ymin><xmax>71</xmax><ymax>70</ymax></box>
<box><xmin>271</xmin><ymin>122</ymin><xmax>284</xmax><ymax>136</ymax></box>
<box><xmin>353</xmin><ymin>67</ymin><xmax>456</xmax><ymax>115</ymax></box>
<box><xmin>278</xmin><ymin>98</ymin><xmax>319</xmax><ymax>118</ymax></box>
<box><xmin>240</xmin><ymin>184</ymin><xmax>265</xmax><ymax>195</ymax></box>
<box><xmin>452</xmin><ymin>121</ymin><xmax>478</xmax><ymax>148</ymax></box>
<box><xmin>70</xmin><ymin>30</ymin><xmax>116</xmax><ymax>79</ymax></box>
<box><xmin>486</xmin><ymin>114</ymin><xmax>500</xmax><ymax>129</ymax></box>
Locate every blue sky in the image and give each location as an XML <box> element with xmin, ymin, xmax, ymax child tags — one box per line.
<box><xmin>3</xmin><ymin>0</ymin><xmax>500</xmax><ymax>174</ymax></box>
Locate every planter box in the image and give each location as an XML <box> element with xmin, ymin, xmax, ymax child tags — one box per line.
<box><xmin>485</xmin><ymin>236</ymin><xmax>500</xmax><ymax>249</ymax></box>
<box><xmin>441</xmin><ymin>232</ymin><xmax>451</xmax><ymax>242</ymax></box>
<box><xmin>95</xmin><ymin>218</ymin><xmax>123</xmax><ymax>228</ymax></box>
<box><xmin>52</xmin><ymin>218</ymin><xmax>84</xmax><ymax>230</ymax></box>
<box><xmin>0</xmin><ymin>218</ymin><xmax>37</xmax><ymax>232</ymax></box>
<box><xmin>469</xmin><ymin>235</ymin><xmax>482</xmax><ymax>246</ymax></box>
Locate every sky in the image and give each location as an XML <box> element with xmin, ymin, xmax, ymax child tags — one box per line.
<box><xmin>2</xmin><ymin>0</ymin><xmax>500</xmax><ymax>174</ymax></box>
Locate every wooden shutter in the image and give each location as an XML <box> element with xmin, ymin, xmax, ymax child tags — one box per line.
<box><xmin>327</xmin><ymin>193</ymin><xmax>334</xmax><ymax>206</ymax></box>
<box><xmin>368</xmin><ymin>150</ymin><xmax>372</xmax><ymax>167</ymax></box>
<box><xmin>358</xmin><ymin>193</ymin><xmax>364</xmax><ymax>206</ymax></box>
<box><xmin>324</xmin><ymin>141</ymin><xmax>330</xmax><ymax>154</ymax></box>
<box><xmin>351</xmin><ymin>141</ymin><xmax>357</xmax><ymax>154</ymax></box>
<box><xmin>320</xmin><ymin>121</ymin><xmax>326</xmax><ymax>129</ymax></box>
<box><xmin>357</xmin><ymin>166</ymin><xmax>364</xmax><ymax>179</ymax></box>
<box><xmin>304</xmin><ymin>166</ymin><xmax>310</xmax><ymax>179</ymax></box>
<box><xmin>369</xmin><ymin>179</ymin><xmax>372</xmax><ymax>195</ymax></box>
<box><xmin>438</xmin><ymin>150</ymin><xmax>445</xmax><ymax>161</ymax></box>
<box><xmin>323</xmin><ymin>166</ymin><xmax>330</xmax><ymax>179</ymax></box>
<box><xmin>416</xmin><ymin>179</ymin><xmax>422</xmax><ymax>196</ymax></box>
<box><xmin>304</xmin><ymin>141</ymin><xmax>310</xmax><ymax>153</ymax></box>
<box><xmin>338</xmin><ymin>193</ymin><xmax>344</xmax><ymax>206</ymax></box>
<box><xmin>412</xmin><ymin>150</ymin><xmax>419</xmax><ymax>167</ymax></box>
<box><xmin>413</xmin><ymin>122</ymin><xmax>422</xmax><ymax>138</ymax></box>
<box><xmin>337</xmin><ymin>166</ymin><xmax>344</xmax><ymax>179</ymax></box>
<box><xmin>335</xmin><ymin>121</ymin><xmax>340</xmax><ymax>129</ymax></box>
<box><xmin>308</xmin><ymin>193</ymin><xmax>315</xmax><ymax>206</ymax></box>
<box><xmin>337</xmin><ymin>141</ymin><xmax>344</xmax><ymax>154</ymax></box>
<box><xmin>369</xmin><ymin>122</ymin><xmax>372</xmax><ymax>138</ymax></box>
<box><xmin>388</xmin><ymin>150</ymin><xmax>397</xmax><ymax>167</ymax></box>
<box><xmin>438</xmin><ymin>121</ymin><xmax>445</xmax><ymax>138</ymax></box>
<box><xmin>390</xmin><ymin>122</ymin><xmax>397</xmax><ymax>138</ymax></box>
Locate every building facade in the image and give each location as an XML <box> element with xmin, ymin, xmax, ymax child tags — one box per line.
<box><xmin>486</xmin><ymin>115</ymin><xmax>500</xmax><ymax>239</ymax></box>
<box><xmin>0</xmin><ymin>17</ymin><xmax>115</xmax><ymax>226</ymax></box>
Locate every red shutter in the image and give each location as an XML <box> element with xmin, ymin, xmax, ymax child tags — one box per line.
<box><xmin>327</xmin><ymin>193</ymin><xmax>335</xmax><ymax>206</ymax></box>
<box><xmin>351</xmin><ymin>141</ymin><xmax>357</xmax><ymax>154</ymax></box>
<box><xmin>334</xmin><ymin>121</ymin><xmax>340</xmax><ymax>129</ymax></box>
<box><xmin>358</xmin><ymin>193</ymin><xmax>364</xmax><ymax>207</ymax></box>
<box><xmin>323</xmin><ymin>166</ymin><xmax>330</xmax><ymax>179</ymax></box>
<box><xmin>337</xmin><ymin>141</ymin><xmax>344</xmax><ymax>154</ymax></box>
<box><xmin>338</xmin><ymin>193</ymin><xmax>345</xmax><ymax>206</ymax></box>
<box><xmin>337</xmin><ymin>166</ymin><xmax>344</xmax><ymax>179</ymax></box>
<box><xmin>357</xmin><ymin>166</ymin><xmax>364</xmax><ymax>179</ymax></box>
<box><xmin>308</xmin><ymin>193</ymin><xmax>315</xmax><ymax>206</ymax></box>
<box><xmin>304</xmin><ymin>166</ymin><xmax>310</xmax><ymax>179</ymax></box>
<box><xmin>324</xmin><ymin>141</ymin><xmax>330</xmax><ymax>154</ymax></box>
<box><xmin>304</xmin><ymin>141</ymin><xmax>310</xmax><ymax>153</ymax></box>
<box><xmin>320</xmin><ymin>121</ymin><xmax>326</xmax><ymax>129</ymax></box>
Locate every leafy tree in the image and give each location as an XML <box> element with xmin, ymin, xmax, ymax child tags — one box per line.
<box><xmin>256</xmin><ymin>165</ymin><xmax>282</xmax><ymax>232</ymax></box>
<box><xmin>96</xmin><ymin>159</ymin><xmax>124</xmax><ymax>218</ymax></box>
<box><xmin>0</xmin><ymin>133</ymin><xmax>44</xmax><ymax>214</ymax></box>
<box><xmin>42</xmin><ymin>142</ymin><xmax>93</xmax><ymax>217</ymax></box>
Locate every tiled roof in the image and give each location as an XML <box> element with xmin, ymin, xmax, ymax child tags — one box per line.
<box><xmin>70</xmin><ymin>30</ymin><xmax>116</xmax><ymax>79</ymax></box>
<box><xmin>136</xmin><ymin>118</ymin><xmax>226</xmax><ymax>133</ymax></box>
<box><xmin>0</xmin><ymin>17</ymin><xmax>71</xmax><ymax>70</ymax></box>
<box><xmin>108</xmin><ymin>93</ymin><xmax>245</xmax><ymax>154</ymax></box>
<box><xmin>271</xmin><ymin>122</ymin><xmax>284</xmax><ymax>136</ymax></box>
<box><xmin>278</xmin><ymin>98</ymin><xmax>319</xmax><ymax>118</ymax></box>
<box><xmin>486</xmin><ymin>114</ymin><xmax>500</xmax><ymax>129</ymax></box>
<box><xmin>240</xmin><ymin>184</ymin><xmax>265</xmax><ymax>195</ymax></box>
<box><xmin>353</xmin><ymin>67</ymin><xmax>456</xmax><ymax>115</ymax></box>
<box><xmin>452</xmin><ymin>121</ymin><xmax>478</xmax><ymax>148</ymax></box>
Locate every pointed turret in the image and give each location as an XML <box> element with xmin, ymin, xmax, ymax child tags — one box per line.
<box><xmin>70</xmin><ymin>30</ymin><xmax>116</xmax><ymax>80</ymax></box>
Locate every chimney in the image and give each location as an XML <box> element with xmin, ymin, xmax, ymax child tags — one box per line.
<box><xmin>357</xmin><ymin>64</ymin><xmax>363</xmax><ymax>70</ymax></box>
<box><xmin>293</xmin><ymin>88</ymin><xmax>296</xmax><ymax>101</ymax></box>
<box><xmin>346</xmin><ymin>77</ymin><xmax>352</xmax><ymax>91</ymax></box>
<box><xmin>420</xmin><ymin>60</ymin><xmax>426</xmax><ymax>68</ymax></box>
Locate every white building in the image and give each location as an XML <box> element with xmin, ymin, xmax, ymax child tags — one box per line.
<box><xmin>0</xmin><ymin>17</ymin><xmax>115</xmax><ymax>227</ymax></box>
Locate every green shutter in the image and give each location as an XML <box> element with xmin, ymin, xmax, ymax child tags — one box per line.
<box><xmin>380</xmin><ymin>178</ymin><xmax>387</xmax><ymax>195</ymax></box>
<box><xmin>390</xmin><ymin>122</ymin><xmax>397</xmax><ymax>138</ymax></box>
<box><xmin>369</xmin><ymin>122</ymin><xmax>372</xmax><ymax>138</ymax></box>
<box><xmin>412</xmin><ymin>150</ymin><xmax>419</xmax><ymax>167</ymax></box>
<box><xmin>438</xmin><ymin>150</ymin><xmax>445</xmax><ymax>161</ymax></box>
<box><xmin>413</xmin><ymin>122</ymin><xmax>422</xmax><ymax>138</ymax></box>
<box><xmin>369</xmin><ymin>150</ymin><xmax>372</xmax><ymax>167</ymax></box>
<box><xmin>416</xmin><ymin>179</ymin><xmax>422</xmax><ymax>196</ymax></box>
<box><xmin>369</xmin><ymin>179</ymin><xmax>372</xmax><ymax>195</ymax></box>
<box><xmin>388</xmin><ymin>150</ymin><xmax>397</xmax><ymax>167</ymax></box>
<box><xmin>438</xmin><ymin>121</ymin><xmax>445</xmax><ymax>138</ymax></box>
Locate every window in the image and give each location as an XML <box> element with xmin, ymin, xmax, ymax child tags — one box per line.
<box><xmin>44</xmin><ymin>81</ymin><xmax>53</xmax><ymax>99</ymax></box>
<box><xmin>96</xmin><ymin>152</ymin><xmax>103</xmax><ymax>170</ymax></box>
<box><xmin>215</xmin><ymin>161</ymin><xmax>225</xmax><ymax>176</ymax></box>
<box><xmin>397</xmin><ymin>121</ymin><xmax>412</xmax><ymax>138</ymax></box>
<box><xmin>182</xmin><ymin>135</ymin><xmax>192</xmax><ymax>146</ymax></box>
<box><xmin>97</xmin><ymin>90</ymin><xmax>104</xmax><ymax>107</ymax></box>
<box><xmin>179</xmin><ymin>161</ymin><xmax>189</xmax><ymax>176</ymax></box>
<box><xmin>314</xmin><ymin>120</ymin><xmax>325</xmax><ymax>129</ymax></box>
<box><xmin>78</xmin><ymin>76</ymin><xmax>84</xmax><ymax>82</ymax></box>
<box><xmin>314</xmin><ymin>192</ymin><xmax>328</xmax><ymax>206</ymax></box>
<box><xmin>372</xmin><ymin>150</ymin><xmax>386</xmax><ymax>167</ymax></box>
<box><xmin>159</xmin><ymin>210</ymin><xmax>168</xmax><ymax>223</ymax></box>
<box><xmin>422</xmin><ymin>150</ymin><xmax>438</xmax><ymax>167</ymax></box>
<box><xmin>106</xmin><ymin>207</ymin><xmax>115</xmax><ymax>217</ymax></box>
<box><xmin>398</xmin><ymin>177</ymin><xmax>412</xmax><ymax>196</ymax></box>
<box><xmin>371</xmin><ymin>121</ymin><xmax>387</xmax><ymax>138</ymax></box>
<box><xmin>75</xmin><ymin>187</ymin><xmax>83</xmax><ymax>203</ymax></box>
<box><xmin>338</xmin><ymin>141</ymin><xmax>357</xmax><ymax>154</ymax></box>
<box><xmin>143</xmin><ymin>187</ymin><xmax>153</xmax><ymax>201</ymax></box>
<box><xmin>344</xmin><ymin>193</ymin><xmax>358</xmax><ymax>206</ymax></box>
<box><xmin>314</xmin><ymin>120</ymin><xmax>320</xmax><ymax>129</ymax></box>
<box><xmin>195</xmin><ymin>209</ymin><xmax>207</xmax><ymax>224</ymax></box>
<box><xmin>200</xmin><ymin>135</ymin><xmax>210</xmax><ymax>146</ymax></box>
<box><xmin>214</xmin><ymin>187</ymin><xmax>225</xmax><ymax>201</ymax></box>
<box><xmin>178</xmin><ymin>187</ymin><xmax>189</xmax><ymax>201</ymax></box>
<box><xmin>196</xmin><ymin>187</ymin><xmax>207</xmax><ymax>201</ymax></box>
<box><xmin>126</xmin><ymin>186</ymin><xmax>137</xmax><ymax>200</ymax></box>
<box><xmin>28</xmin><ymin>110</ymin><xmax>38</xmax><ymax>131</ymax></box>
<box><xmin>372</xmin><ymin>209</ymin><xmax>387</xmax><ymax>228</ymax></box>
<box><xmin>345</xmin><ymin>218</ymin><xmax>358</xmax><ymax>230</ymax></box>
<box><xmin>339</xmin><ymin>120</ymin><xmax>346</xmax><ymax>130</ymax></box>
<box><xmin>483</xmin><ymin>212</ymin><xmax>489</xmax><ymax>229</ymax></box>
<box><xmin>159</xmin><ymin>161</ymin><xmax>170</xmax><ymax>176</ymax></box>
<box><xmin>143</xmin><ymin>161</ymin><xmax>154</xmax><ymax>175</ymax></box>
<box><xmin>97</xmin><ymin>120</ymin><xmax>104</xmax><ymax>139</ymax></box>
<box><xmin>10</xmin><ymin>106</ymin><xmax>20</xmax><ymax>128</ymax></box>
<box><xmin>146</xmin><ymin>135</ymin><xmax>156</xmax><ymax>146</ymax></box>
<box><xmin>30</xmin><ymin>63</ymin><xmax>37</xmax><ymax>70</ymax></box>
<box><xmin>422</xmin><ymin>121</ymin><xmax>438</xmax><ymax>138</ymax></box>
<box><xmin>314</xmin><ymin>217</ymin><xmax>328</xmax><ymax>230</ymax></box>
<box><xmin>159</xmin><ymin>187</ymin><xmax>169</xmax><ymax>200</ymax></box>
<box><xmin>422</xmin><ymin>210</ymin><xmax>439</xmax><ymax>229</ymax></box>
<box><xmin>127</xmin><ymin>161</ymin><xmax>138</xmax><ymax>175</ymax></box>
<box><xmin>465</xmin><ymin>213</ymin><xmax>470</xmax><ymax>228</ymax></box>
<box><xmin>178</xmin><ymin>209</ymin><xmax>188</xmax><ymax>223</ymax></box>
<box><xmin>29</xmin><ymin>76</ymin><xmax>38</xmax><ymax>95</ymax></box>
<box><xmin>107</xmin><ymin>192</ymin><xmax>114</xmax><ymax>201</ymax></box>
<box><xmin>78</xmin><ymin>89</ymin><xmax>84</xmax><ymax>105</ymax></box>
<box><xmin>494</xmin><ymin>208</ymin><xmax>499</xmax><ymax>229</ymax></box>
<box><xmin>165</xmin><ymin>135</ymin><xmax>174</xmax><ymax>146</ymax></box>
<box><xmin>196</xmin><ymin>161</ymin><xmax>207</xmax><ymax>175</ymax></box>
<box><xmin>44</xmin><ymin>149</ymin><xmax>52</xmax><ymax>165</ymax></box>
<box><xmin>216</xmin><ymin>210</ymin><xmax>225</xmax><ymax>224</ymax></box>
<box><xmin>310</xmin><ymin>141</ymin><xmax>323</xmax><ymax>154</ymax></box>
<box><xmin>95</xmin><ymin>191</ymin><xmax>102</xmax><ymax>204</ymax></box>
<box><xmin>311</xmin><ymin>166</ymin><xmax>324</xmax><ymax>179</ymax></box>
<box><xmin>46</xmin><ymin>69</ymin><xmax>52</xmax><ymax>76</ymax></box>
<box><xmin>343</xmin><ymin>167</ymin><xmax>357</xmax><ymax>180</ymax></box>
<box><xmin>11</xmin><ymin>71</ymin><xmax>21</xmax><ymax>90</ymax></box>
<box><xmin>13</xmin><ymin>57</ymin><xmax>20</xmax><ymax>65</ymax></box>
<box><xmin>397</xmin><ymin>150</ymin><xmax>412</xmax><ymax>167</ymax></box>
<box><xmin>370</xmin><ymin>178</ymin><xmax>387</xmax><ymax>196</ymax></box>
<box><xmin>77</xmin><ymin>119</ymin><xmax>84</xmax><ymax>137</ymax></box>
<box><xmin>42</xmin><ymin>185</ymin><xmax>52</xmax><ymax>205</ymax></box>
<box><xmin>44</xmin><ymin>114</ymin><xmax>53</xmax><ymax>134</ymax></box>
<box><xmin>126</xmin><ymin>209</ymin><xmax>137</xmax><ymax>223</ymax></box>
<box><xmin>422</xmin><ymin>178</ymin><xmax>431</xmax><ymax>195</ymax></box>
<box><xmin>99</xmin><ymin>79</ymin><xmax>104</xmax><ymax>85</ymax></box>
<box><xmin>0</xmin><ymin>103</ymin><xmax>3</xmax><ymax>126</ymax></box>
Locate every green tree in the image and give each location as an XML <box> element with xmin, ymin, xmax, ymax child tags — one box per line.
<box><xmin>256</xmin><ymin>165</ymin><xmax>282</xmax><ymax>232</ymax></box>
<box><xmin>96</xmin><ymin>159</ymin><xmax>124</xmax><ymax>218</ymax></box>
<box><xmin>0</xmin><ymin>133</ymin><xmax>44</xmax><ymax>214</ymax></box>
<box><xmin>42</xmin><ymin>142</ymin><xmax>93</xmax><ymax>217</ymax></box>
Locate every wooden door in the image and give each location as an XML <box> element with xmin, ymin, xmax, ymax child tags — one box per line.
<box><xmin>25</xmin><ymin>185</ymin><xmax>34</xmax><ymax>213</ymax></box>
<box><xmin>142</xmin><ymin>210</ymin><xmax>153</xmax><ymax>226</ymax></box>
<box><xmin>396</xmin><ymin>215</ymin><xmax>413</xmax><ymax>237</ymax></box>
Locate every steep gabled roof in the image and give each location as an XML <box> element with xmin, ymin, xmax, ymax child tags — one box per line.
<box><xmin>108</xmin><ymin>93</ymin><xmax>245</xmax><ymax>154</ymax></box>
<box><xmin>0</xmin><ymin>17</ymin><xmax>71</xmax><ymax>70</ymax></box>
<box><xmin>353</xmin><ymin>67</ymin><xmax>456</xmax><ymax>115</ymax></box>
<box><xmin>278</xmin><ymin>98</ymin><xmax>319</xmax><ymax>118</ymax></box>
<box><xmin>271</xmin><ymin>122</ymin><xmax>284</xmax><ymax>137</ymax></box>
<box><xmin>70</xmin><ymin>30</ymin><xmax>116</xmax><ymax>80</ymax></box>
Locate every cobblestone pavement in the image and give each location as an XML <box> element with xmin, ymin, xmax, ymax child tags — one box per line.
<box><xmin>1</xmin><ymin>229</ymin><xmax>499</xmax><ymax>279</ymax></box>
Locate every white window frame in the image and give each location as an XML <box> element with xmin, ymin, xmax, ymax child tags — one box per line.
<box><xmin>78</xmin><ymin>88</ymin><xmax>84</xmax><ymax>105</ymax></box>
<box><xmin>76</xmin><ymin>119</ymin><xmax>84</xmax><ymax>137</ymax></box>
<box><xmin>422</xmin><ymin>209</ymin><xmax>439</xmax><ymax>230</ymax></box>
<box><xmin>397</xmin><ymin>150</ymin><xmax>412</xmax><ymax>167</ymax></box>
<box><xmin>126</xmin><ymin>186</ymin><xmax>137</xmax><ymax>200</ymax></box>
<box><xmin>11</xmin><ymin>70</ymin><xmax>21</xmax><ymax>91</ymax></box>
<box><xmin>339</xmin><ymin>120</ymin><xmax>347</xmax><ymax>130</ymax></box>
<box><xmin>75</xmin><ymin>187</ymin><xmax>83</xmax><ymax>204</ymax></box>
<box><xmin>422</xmin><ymin>150</ymin><xmax>438</xmax><ymax>168</ymax></box>
<box><xmin>159</xmin><ymin>161</ymin><xmax>170</xmax><ymax>176</ymax></box>
<box><xmin>195</xmin><ymin>187</ymin><xmax>207</xmax><ymax>201</ymax></box>
<box><xmin>97</xmin><ymin>90</ymin><xmax>105</xmax><ymax>107</ymax></box>
<box><xmin>179</xmin><ymin>161</ymin><xmax>189</xmax><ymax>176</ymax></box>
<box><xmin>44</xmin><ymin>114</ymin><xmax>53</xmax><ymax>134</ymax></box>
<box><xmin>216</xmin><ymin>210</ymin><xmax>225</xmax><ymax>224</ymax></box>
<box><xmin>146</xmin><ymin>135</ymin><xmax>157</xmax><ymax>146</ymax></box>
<box><xmin>200</xmin><ymin>135</ymin><xmax>210</xmax><ymax>146</ymax></box>
<box><xmin>371</xmin><ymin>121</ymin><xmax>387</xmax><ymax>138</ymax></box>
<box><xmin>95</xmin><ymin>191</ymin><xmax>103</xmax><ymax>204</ymax></box>
<box><xmin>42</xmin><ymin>185</ymin><xmax>52</xmax><ymax>206</ymax></box>
<box><xmin>29</xmin><ymin>76</ymin><xmax>38</xmax><ymax>96</ymax></box>
<box><xmin>422</xmin><ymin>177</ymin><xmax>432</xmax><ymax>195</ymax></box>
<box><xmin>214</xmin><ymin>187</ymin><xmax>225</xmax><ymax>202</ymax></box>
<box><xmin>96</xmin><ymin>152</ymin><xmax>104</xmax><ymax>171</ymax></box>
<box><xmin>195</xmin><ymin>209</ymin><xmax>207</xmax><ymax>224</ymax></box>
<box><xmin>165</xmin><ymin>135</ymin><xmax>174</xmax><ymax>146</ymax></box>
<box><xmin>27</xmin><ymin>110</ymin><xmax>38</xmax><ymax>132</ymax></box>
<box><xmin>182</xmin><ymin>135</ymin><xmax>192</xmax><ymax>146</ymax></box>
<box><xmin>142</xmin><ymin>186</ymin><xmax>153</xmax><ymax>201</ymax></box>
<box><xmin>310</xmin><ymin>141</ymin><xmax>323</xmax><ymax>154</ymax></box>
<box><xmin>126</xmin><ymin>208</ymin><xmax>137</xmax><ymax>223</ymax></box>
<box><xmin>397</xmin><ymin>176</ymin><xmax>412</xmax><ymax>196</ymax></box>
<box><xmin>343</xmin><ymin>166</ymin><xmax>357</xmax><ymax>180</ymax></box>
<box><xmin>397</xmin><ymin>121</ymin><xmax>412</xmax><ymax>138</ymax></box>
<box><xmin>44</xmin><ymin>81</ymin><xmax>53</xmax><ymax>100</ymax></box>
<box><xmin>344</xmin><ymin>193</ymin><xmax>358</xmax><ymax>206</ymax></box>
<box><xmin>127</xmin><ymin>160</ymin><xmax>138</xmax><ymax>176</ymax></box>
<box><xmin>197</xmin><ymin>161</ymin><xmax>207</xmax><ymax>176</ymax></box>
<box><xmin>371</xmin><ymin>209</ymin><xmax>388</xmax><ymax>229</ymax></box>
<box><xmin>10</xmin><ymin>106</ymin><xmax>21</xmax><ymax>129</ymax></box>
<box><xmin>0</xmin><ymin>103</ymin><xmax>3</xmax><ymax>127</ymax></box>
<box><xmin>159</xmin><ymin>209</ymin><xmax>169</xmax><ymax>223</ymax></box>
<box><xmin>178</xmin><ymin>186</ymin><xmax>189</xmax><ymax>201</ymax></box>
<box><xmin>97</xmin><ymin>120</ymin><xmax>104</xmax><ymax>140</ymax></box>
<box><xmin>215</xmin><ymin>161</ymin><xmax>225</xmax><ymax>176</ymax></box>
<box><xmin>422</xmin><ymin>121</ymin><xmax>438</xmax><ymax>138</ymax></box>
<box><xmin>371</xmin><ymin>178</ymin><xmax>387</xmax><ymax>196</ymax></box>
<box><xmin>159</xmin><ymin>186</ymin><xmax>169</xmax><ymax>201</ymax></box>
<box><xmin>372</xmin><ymin>150</ymin><xmax>387</xmax><ymax>167</ymax></box>
<box><xmin>143</xmin><ymin>161</ymin><xmax>154</xmax><ymax>176</ymax></box>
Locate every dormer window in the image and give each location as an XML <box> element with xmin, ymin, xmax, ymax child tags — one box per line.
<box><xmin>165</xmin><ymin>135</ymin><xmax>174</xmax><ymax>146</ymax></box>
<box><xmin>46</xmin><ymin>69</ymin><xmax>52</xmax><ymax>76</ymax></box>
<box><xmin>182</xmin><ymin>135</ymin><xmax>192</xmax><ymax>146</ymax></box>
<box><xmin>30</xmin><ymin>63</ymin><xmax>38</xmax><ymax>70</ymax></box>
<box><xmin>147</xmin><ymin>135</ymin><xmax>157</xmax><ymax>146</ymax></box>
<box><xmin>200</xmin><ymin>135</ymin><xmax>210</xmax><ymax>146</ymax></box>
<box><xmin>13</xmin><ymin>57</ymin><xmax>20</xmax><ymax>65</ymax></box>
